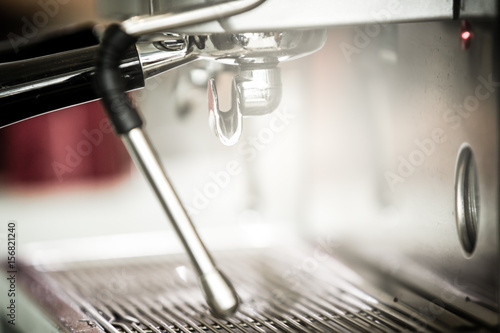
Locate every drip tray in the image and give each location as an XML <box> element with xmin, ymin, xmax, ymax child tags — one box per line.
<box><xmin>8</xmin><ymin>247</ymin><xmax>492</xmax><ymax>332</ymax></box>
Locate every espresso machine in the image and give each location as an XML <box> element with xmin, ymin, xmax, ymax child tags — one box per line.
<box><xmin>0</xmin><ymin>0</ymin><xmax>498</xmax><ymax>332</ymax></box>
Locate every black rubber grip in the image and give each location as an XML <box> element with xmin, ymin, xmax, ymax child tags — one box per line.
<box><xmin>95</xmin><ymin>24</ymin><xmax>143</xmax><ymax>135</ymax></box>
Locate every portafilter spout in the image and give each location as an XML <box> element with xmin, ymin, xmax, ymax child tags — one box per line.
<box><xmin>198</xmin><ymin>30</ymin><xmax>328</xmax><ymax>145</ymax></box>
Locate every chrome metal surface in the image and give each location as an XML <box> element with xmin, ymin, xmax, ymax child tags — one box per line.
<box><xmin>198</xmin><ymin>30</ymin><xmax>328</xmax><ymax>66</ymax></box>
<box><xmin>0</xmin><ymin>46</ymin><xmax>140</xmax><ymax>99</ymax></box>
<box><xmin>0</xmin><ymin>73</ymin><xmax>81</xmax><ymax>99</ymax></box>
<box><xmin>208</xmin><ymin>77</ymin><xmax>243</xmax><ymax>146</ymax></box>
<box><xmin>234</xmin><ymin>68</ymin><xmax>282</xmax><ymax>115</ymax></box>
<box><xmin>203</xmin><ymin>30</ymin><xmax>325</xmax><ymax>145</ymax></box>
<box><xmin>136</xmin><ymin>34</ymin><xmax>197</xmax><ymax>80</ymax></box>
<box><xmin>100</xmin><ymin>0</ymin><xmax>454</xmax><ymax>33</ymax></box>
<box><xmin>0</xmin><ymin>40</ymin><xmax>190</xmax><ymax>128</ymax></box>
<box><xmin>120</xmin><ymin>0</ymin><xmax>265</xmax><ymax>37</ymax></box>
<box><xmin>209</xmin><ymin>67</ymin><xmax>282</xmax><ymax>145</ymax></box>
<box><xmin>120</xmin><ymin>1</ymin><xmax>326</xmax><ymax>146</ymax></box>
<box><xmin>122</xmin><ymin>128</ymin><xmax>239</xmax><ymax>316</ymax></box>
<box><xmin>15</xmin><ymin>247</ymin><xmax>494</xmax><ymax>332</ymax></box>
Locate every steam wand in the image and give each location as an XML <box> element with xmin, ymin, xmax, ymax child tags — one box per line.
<box><xmin>95</xmin><ymin>0</ymin><xmax>265</xmax><ymax>317</ymax></box>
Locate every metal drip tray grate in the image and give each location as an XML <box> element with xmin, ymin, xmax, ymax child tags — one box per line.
<box><xmin>26</xmin><ymin>248</ymin><xmax>487</xmax><ymax>333</ymax></box>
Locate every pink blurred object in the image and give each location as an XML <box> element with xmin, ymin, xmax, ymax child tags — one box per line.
<box><xmin>0</xmin><ymin>101</ymin><xmax>131</xmax><ymax>186</ymax></box>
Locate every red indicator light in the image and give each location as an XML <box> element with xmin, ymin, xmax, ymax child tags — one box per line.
<box><xmin>460</xmin><ymin>20</ymin><xmax>472</xmax><ymax>50</ymax></box>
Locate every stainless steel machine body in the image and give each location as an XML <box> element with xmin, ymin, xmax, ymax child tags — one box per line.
<box><xmin>0</xmin><ymin>0</ymin><xmax>499</xmax><ymax>332</ymax></box>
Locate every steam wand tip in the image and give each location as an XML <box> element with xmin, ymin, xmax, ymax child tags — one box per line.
<box><xmin>199</xmin><ymin>268</ymin><xmax>239</xmax><ymax>317</ymax></box>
